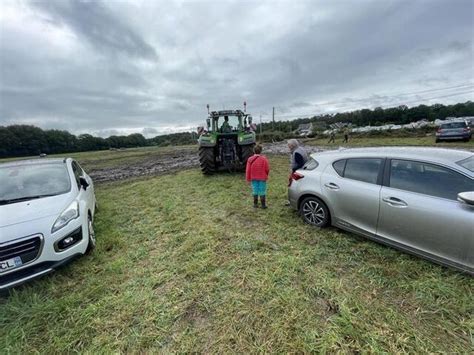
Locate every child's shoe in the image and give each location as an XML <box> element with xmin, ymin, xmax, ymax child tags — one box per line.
<box><xmin>253</xmin><ymin>195</ymin><xmax>259</xmax><ymax>208</ymax></box>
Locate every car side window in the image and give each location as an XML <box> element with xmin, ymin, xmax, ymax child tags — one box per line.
<box><xmin>332</xmin><ymin>159</ymin><xmax>346</xmax><ymax>176</ymax></box>
<box><xmin>389</xmin><ymin>159</ymin><xmax>474</xmax><ymax>200</ymax></box>
<box><xmin>344</xmin><ymin>158</ymin><xmax>382</xmax><ymax>184</ymax></box>
<box><xmin>71</xmin><ymin>161</ymin><xmax>82</xmax><ymax>189</ymax></box>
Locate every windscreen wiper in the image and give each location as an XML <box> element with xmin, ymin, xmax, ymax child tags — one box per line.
<box><xmin>0</xmin><ymin>194</ymin><xmax>57</xmax><ymax>205</ymax></box>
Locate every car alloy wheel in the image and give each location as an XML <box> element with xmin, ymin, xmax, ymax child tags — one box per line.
<box><xmin>300</xmin><ymin>197</ymin><xmax>329</xmax><ymax>227</ymax></box>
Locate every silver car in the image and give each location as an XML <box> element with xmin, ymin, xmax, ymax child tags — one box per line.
<box><xmin>288</xmin><ymin>147</ymin><xmax>474</xmax><ymax>275</ymax></box>
<box><xmin>436</xmin><ymin>120</ymin><xmax>471</xmax><ymax>142</ymax></box>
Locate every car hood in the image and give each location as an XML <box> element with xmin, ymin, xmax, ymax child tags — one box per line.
<box><xmin>0</xmin><ymin>193</ymin><xmax>73</xmax><ymax>228</ymax></box>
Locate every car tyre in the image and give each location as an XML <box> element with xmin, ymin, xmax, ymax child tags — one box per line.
<box><xmin>299</xmin><ymin>197</ymin><xmax>330</xmax><ymax>228</ymax></box>
<box><xmin>86</xmin><ymin>214</ymin><xmax>96</xmax><ymax>254</ymax></box>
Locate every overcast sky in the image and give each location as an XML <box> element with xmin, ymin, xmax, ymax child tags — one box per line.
<box><xmin>1</xmin><ymin>0</ymin><xmax>473</xmax><ymax>137</ymax></box>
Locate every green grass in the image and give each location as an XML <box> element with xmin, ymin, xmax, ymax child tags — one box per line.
<box><xmin>1</xmin><ymin>156</ymin><xmax>472</xmax><ymax>353</ymax></box>
<box><xmin>306</xmin><ymin>135</ymin><xmax>474</xmax><ymax>149</ymax></box>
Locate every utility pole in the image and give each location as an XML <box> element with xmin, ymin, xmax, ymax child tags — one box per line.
<box><xmin>259</xmin><ymin>114</ymin><xmax>263</xmax><ymax>137</ymax></box>
<box><xmin>272</xmin><ymin>106</ymin><xmax>275</xmax><ymax>131</ymax></box>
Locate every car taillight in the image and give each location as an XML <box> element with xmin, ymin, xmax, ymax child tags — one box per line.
<box><xmin>288</xmin><ymin>172</ymin><xmax>304</xmax><ymax>186</ymax></box>
<box><xmin>292</xmin><ymin>172</ymin><xmax>304</xmax><ymax>180</ymax></box>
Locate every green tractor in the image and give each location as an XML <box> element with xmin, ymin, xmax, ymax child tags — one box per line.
<box><xmin>197</xmin><ymin>105</ymin><xmax>256</xmax><ymax>174</ymax></box>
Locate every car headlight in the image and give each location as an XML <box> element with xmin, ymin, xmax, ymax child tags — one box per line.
<box><xmin>51</xmin><ymin>201</ymin><xmax>80</xmax><ymax>233</ymax></box>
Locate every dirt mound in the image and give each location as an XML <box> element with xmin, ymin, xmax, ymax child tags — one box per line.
<box><xmin>263</xmin><ymin>142</ymin><xmax>328</xmax><ymax>155</ymax></box>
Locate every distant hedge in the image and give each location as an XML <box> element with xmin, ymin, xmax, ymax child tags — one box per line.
<box><xmin>2</xmin><ymin>101</ymin><xmax>473</xmax><ymax>158</ymax></box>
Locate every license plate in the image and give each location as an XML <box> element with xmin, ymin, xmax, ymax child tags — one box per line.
<box><xmin>0</xmin><ymin>256</ymin><xmax>23</xmax><ymax>273</ymax></box>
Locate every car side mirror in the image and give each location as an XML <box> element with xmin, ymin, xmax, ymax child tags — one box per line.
<box><xmin>457</xmin><ymin>191</ymin><xmax>474</xmax><ymax>206</ymax></box>
<box><xmin>79</xmin><ymin>176</ymin><xmax>89</xmax><ymax>190</ymax></box>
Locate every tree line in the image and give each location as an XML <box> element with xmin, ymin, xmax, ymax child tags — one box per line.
<box><xmin>0</xmin><ymin>125</ymin><xmax>196</xmax><ymax>158</ymax></box>
<box><xmin>258</xmin><ymin>101</ymin><xmax>474</xmax><ymax>134</ymax></box>
<box><xmin>1</xmin><ymin>101</ymin><xmax>473</xmax><ymax>158</ymax></box>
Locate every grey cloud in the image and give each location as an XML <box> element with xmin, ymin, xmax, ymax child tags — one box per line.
<box><xmin>291</xmin><ymin>102</ymin><xmax>312</xmax><ymax>108</ymax></box>
<box><xmin>142</xmin><ymin>127</ymin><xmax>158</xmax><ymax>136</ymax></box>
<box><xmin>30</xmin><ymin>0</ymin><xmax>158</xmax><ymax>61</ymax></box>
<box><xmin>0</xmin><ymin>0</ymin><xmax>473</xmax><ymax>135</ymax></box>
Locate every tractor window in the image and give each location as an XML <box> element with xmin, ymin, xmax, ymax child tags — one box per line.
<box><xmin>219</xmin><ymin>116</ymin><xmax>241</xmax><ymax>132</ymax></box>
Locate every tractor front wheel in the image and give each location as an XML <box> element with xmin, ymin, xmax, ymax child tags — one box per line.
<box><xmin>199</xmin><ymin>147</ymin><xmax>216</xmax><ymax>175</ymax></box>
<box><xmin>241</xmin><ymin>144</ymin><xmax>255</xmax><ymax>165</ymax></box>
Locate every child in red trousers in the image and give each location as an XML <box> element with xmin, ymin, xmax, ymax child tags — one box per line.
<box><xmin>245</xmin><ymin>144</ymin><xmax>270</xmax><ymax>209</ymax></box>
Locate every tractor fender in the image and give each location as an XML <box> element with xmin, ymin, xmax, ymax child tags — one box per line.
<box><xmin>198</xmin><ymin>135</ymin><xmax>217</xmax><ymax>147</ymax></box>
<box><xmin>237</xmin><ymin>132</ymin><xmax>256</xmax><ymax>146</ymax></box>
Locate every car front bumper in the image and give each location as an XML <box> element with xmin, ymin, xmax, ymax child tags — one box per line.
<box><xmin>0</xmin><ymin>253</ymin><xmax>81</xmax><ymax>291</ymax></box>
<box><xmin>0</xmin><ymin>216</ymin><xmax>89</xmax><ymax>291</ymax></box>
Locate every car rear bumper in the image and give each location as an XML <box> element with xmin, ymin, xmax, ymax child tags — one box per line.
<box><xmin>288</xmin><ymin>187</ymin><xmax>299</xmax><ymax>210</ymax></box>
<box><xmin>436</xmin><ymin>134</ymin><xmax>471</xmax><ymax>140</ymax></box>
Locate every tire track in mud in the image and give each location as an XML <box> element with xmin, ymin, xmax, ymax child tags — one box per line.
<box><xmin>89</xmin><ymin>151</ymin><xmax>199</xmax><ymax>183</ymax></box>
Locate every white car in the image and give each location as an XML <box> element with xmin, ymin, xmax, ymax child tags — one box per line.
<box><xmin>0</xmin><ymin>158</ymin><xmax>97</xmax><ymax>290</ymax></box>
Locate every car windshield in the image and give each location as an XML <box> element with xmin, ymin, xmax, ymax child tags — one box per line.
<box><xmin>0</xmin><ymin>163</ymin><xmax>71</xmax><ymax>204</ymax></box>
<box><xmin>456</xmin><ymin>156</ymin><xmax>474</xmax><ymax>173</ymax></box>
<box><xmin>441</xmin><ymin>122</ymin><xmax>466</xmax><ymax>129</ymax></box>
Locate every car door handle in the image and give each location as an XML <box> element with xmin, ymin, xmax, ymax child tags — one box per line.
<box><xmin>324</xmin><ymin>183</ymin><xmax>340</xmax><ymax>190</ymax></box>
<box><xmin>382</xmin><ymin>197</ymin><xmax>408</xmax><ymax>207</ymax></box>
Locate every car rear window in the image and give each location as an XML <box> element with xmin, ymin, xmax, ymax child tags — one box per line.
<box><xmin>456</xmin><ymin>156</ymin><xmax>474</xmax><ymax>172</ymax></box>
<box><xmin>303</xmin><ymin>158</ymin><xmax>319</xmax><ymax>171</ymax></box>
<box><xmin>440</xmin><ymin>122</ymin><xmax>467</xmax><ymax>129</ymax></box>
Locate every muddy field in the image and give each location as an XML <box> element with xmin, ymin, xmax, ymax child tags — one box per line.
<box><xmin>88</xmin><ymin>142</ymin><xmax>472</xmax><ymax>183</ymax></box>
<box><xmin>87</xmin><ymin>142</ymin><xmax>301</xmax><ymax>183</ymax></box>
<box><xmin>88</xmin><ymin>148</ymin><xmax>199</xmax><ymax>183</ymax></box>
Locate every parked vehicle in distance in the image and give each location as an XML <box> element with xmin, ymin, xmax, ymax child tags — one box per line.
<box><xmin>0</xmin><ymin>158</ymin><xmax>97</xmax><ymax>290</ymax></box>
<box><xmin>288</xmin><ymin>147</ymin><xmax>474</xmax><ymax>275</ymax></box>
<box><xmin>436</xmin><ymin>120</ymin><xmax>471</xmax><ymax>142</ymax></box>
<box><xmin>466</xmin><ymin>117</ymin><xmax>474</xmax><ymax>128</ymax></box>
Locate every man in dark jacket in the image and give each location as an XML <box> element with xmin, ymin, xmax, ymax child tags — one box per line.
<box><xmin>287</xmin><ymin>139</ymin><xmax>308</xmax><ymax>172</ymax></box>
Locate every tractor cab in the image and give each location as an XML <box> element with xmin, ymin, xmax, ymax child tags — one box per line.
<box><xmin>207</xmin><ymin>110</ymin><xmax>250</xmax><ymax>133</ymax></box>
<box><xmin>197</xmin><ymin>105</ymin><xmax>256</xmax><ymax>174</ymax></box>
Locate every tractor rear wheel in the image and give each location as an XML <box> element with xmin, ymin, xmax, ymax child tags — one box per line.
<box><xmin>241</xmin><ymin>144</ymin><xmax>255</xmax><ymax>165</ymax></box>
<box><xmin>199</xmin><ymin>147</ymin><xmax>216</xmax><ymax>175</ymax></box>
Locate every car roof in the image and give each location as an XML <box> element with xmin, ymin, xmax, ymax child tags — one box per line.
<box><xmin>312</xmin><ymin>147</ymin><xmax>473</xmax><ymax>173</ymax></box>
<box><xmin>0</xmin><ymin>158</ymin><xmax>70</xmax><ymax>168</ymax></box>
